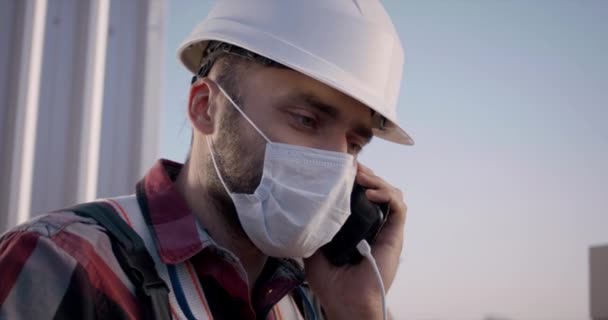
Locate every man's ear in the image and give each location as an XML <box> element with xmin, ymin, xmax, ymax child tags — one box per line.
<box><xmin>188</xmin><ymin>79</ymin><xmax>215</xmax><ymax>134</ymax></box>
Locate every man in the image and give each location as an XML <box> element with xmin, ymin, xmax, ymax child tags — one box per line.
<box><xmin>0</xmin><ymin>0</ymin><xmax>413</xmax><ymax>319</ymax></box>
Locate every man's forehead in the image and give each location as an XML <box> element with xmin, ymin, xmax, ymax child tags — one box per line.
<box><xmin>247</xmin><ymin>66</ymin><xmax>384</xmax><ymax>134</ymax></box>
<box><xmin>280</xmin><ymin>89</ymin><xmax>375</xmax><ymax>140</ymax></box>
<box><xmin>289</xmin><ymin>88</ymin><xmax>383</xmax><ymax>125</ymax></box>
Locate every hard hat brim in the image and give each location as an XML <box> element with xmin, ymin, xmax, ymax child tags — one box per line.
<box><xmin>178</xmin><ymin>37</ymin><xmax>414</xmax><ymax>146</ymax></box>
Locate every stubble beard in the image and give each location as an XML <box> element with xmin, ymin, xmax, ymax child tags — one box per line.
<box><xmin>204</xmin><ymin>100</ymin><xmax>265</xmax><ymax>245</ymax></box>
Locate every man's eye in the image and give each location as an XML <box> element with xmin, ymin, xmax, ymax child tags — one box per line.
<box><xmin>295</xmin><ymin>114</ymin><xmax>317</xmax><ymax>129</ymax></box>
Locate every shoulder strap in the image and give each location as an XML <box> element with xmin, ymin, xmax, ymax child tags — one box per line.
<box><xmin>66</xmin><ymin>202</ymin><xmax>171</xmax><ymax>320</ymax></box>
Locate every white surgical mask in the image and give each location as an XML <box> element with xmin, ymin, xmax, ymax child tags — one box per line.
<box><xmin>206</xmin><ymin>84</ymin><xmax>356</xmax><ymax>258</ymax></box>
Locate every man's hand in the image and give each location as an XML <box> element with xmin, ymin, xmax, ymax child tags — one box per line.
<box><xmin>304</xmin><ymin>163</ymin><xmax>408</xmax><ymax>319</ymax></box>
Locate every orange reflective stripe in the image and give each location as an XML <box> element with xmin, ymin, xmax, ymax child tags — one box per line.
<box><xmin>105</xmin><ymin>198</ymin><xmax>133</xmax><ymax>227</ymax></box>
<box><xmin>289</xmin><ymin>295</ymin><xmax>305</xmax><ymax>320</ymax></box>
<box><xmin>170</xmin><ymin>303</ymin><xmax>179</xmax><ymax>319</ymax></box>
<box><xmin>274</xmin><ymin>303</ymin><xmax>283</xmax><ymax>320</ymax></box>
<box><xmin>185</xmin><ymin>261</ymin><xmax>213</xmax><ymax>319</ymax></box>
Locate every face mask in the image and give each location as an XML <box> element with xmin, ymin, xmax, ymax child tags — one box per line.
<box><xmin>205</xmin><ymin>84</ymin><xmax>357</xmax><ymax>258</ymax></box>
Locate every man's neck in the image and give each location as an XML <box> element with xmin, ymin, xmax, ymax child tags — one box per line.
<box><xmin>174</xmin><ymin>160</ymin><xmax>268</xmax><ymax>288</ymax></box>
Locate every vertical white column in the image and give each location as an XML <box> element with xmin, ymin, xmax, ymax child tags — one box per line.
<box><xmin>0</xmin><ymin>0</ymin><xmax>21</xmax><ymax>230</ymax></box>
<box><xmin>5</xmin><ymin>0</ymin><xmax>47</xmax><ymax>226</ymax></box>
<box><xmin>29</xmin><ymin>0</ymin><xmax>109</xmax><ymax>215</ymax></box>
<box><xmin>138</xmin><ymin>0</ymin><xmax>165</xmax><ymax>177</ymax></box>
<box><xmin>0</xmin><ymin>0</ymin><xmax>164</xmax><ymax>231</ymax></box>
<box><xmin>96</xmin><ymin>0</ymin><xmax>142</xmax><ymax>198</ymax></box>
<box><xmin>31</xmin><ymin>0</ymin><xmax>81</xmax><ymax>215</ymax></box>
<box><xmin>77</xmin><ymin>0</ymin><xmax>110</xmax><ymax>203</ymax></box>
<box><xmin>96</xmin><ymin>0</ymin><xmax>164</xmax><ymax>198</ymax></box>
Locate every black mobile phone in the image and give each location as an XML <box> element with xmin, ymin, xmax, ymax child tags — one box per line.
<box><xmin>321</xmin><ymin>183</ymin><xmax>390</xmax><ymax>266</ymax></box>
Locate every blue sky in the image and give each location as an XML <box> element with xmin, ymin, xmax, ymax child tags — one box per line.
<box><xmin>159</xmin><ymin>1</ymin><xmax>608</xmax><ymax>318</ymax></box>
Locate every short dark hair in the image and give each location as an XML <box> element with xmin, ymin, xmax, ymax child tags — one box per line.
<box><xmin>210</xmin><ymin>53</ymin><xmax>248</xmax><ymax>103</ymax></box>
<box><xmin>191</xmin><ymin>41</ymin><xmax>288</xmax><ymax>102</ymax></box>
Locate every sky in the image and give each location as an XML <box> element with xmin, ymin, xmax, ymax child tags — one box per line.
<box><xmin>159</xmin><ymin>1</ymin><xmax>608</xmax><ymax>319</ymax></box>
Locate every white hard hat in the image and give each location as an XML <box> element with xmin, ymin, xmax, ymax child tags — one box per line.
<box><xmin>177</xmin><ymin>0</ymin><xmax>414</xmax><ymax>145</ymax></box>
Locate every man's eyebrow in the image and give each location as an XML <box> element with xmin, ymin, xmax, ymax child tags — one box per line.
<box><xmin>290</xmin><ymin>92</ymin><xmax>374</xmax><ymax>143</ymax></box>
<box><xmin>295</xmin><ymin>92</ymin><xmax>339</xmax><ymax>119</ymax></box>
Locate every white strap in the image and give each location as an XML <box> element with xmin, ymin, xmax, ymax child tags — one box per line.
<box><xmin>104</xmin><ymin>196</ymin><xmax>212</xmax><ymax>320</ymax></box>
<box><xmin>104</xmin><ymin>195</ymin><xmax>308</xmax><ymax>320</ymax></box>
<box><xmin>273</xmin><ymin>294</ymin><xmax>306</xmax><ymax>320</ymax></box>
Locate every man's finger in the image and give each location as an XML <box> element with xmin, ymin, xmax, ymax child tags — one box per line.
<box><xmin>365</xmin><ymin>188</ymin><xmax>391</xmax><ymax>203</ymax></box>
<box><xmin>355</xmin><ymin>170</ymin><xmax>387</xmax><ymax>189</ymax></box>
<box><xmin>357</xmin><ymin>162</ymin><xmax>375</xmax><ymax>175</ymax></box>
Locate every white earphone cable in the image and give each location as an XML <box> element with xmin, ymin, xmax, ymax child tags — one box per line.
<box><xmin>356</xmin><ymin>240</ymin><xmax>387</xmax><ymax>320</ymax></box>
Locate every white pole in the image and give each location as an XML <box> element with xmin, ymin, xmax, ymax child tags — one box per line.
<box><xmin>77</xmin><ymin>0</ymin><xmax>110</xmax><ymax>203</ymax></box>
<box><xmin>8</xmin><ymin>0</ymin><xmax>47</xmax><ymax>226</ymax></box>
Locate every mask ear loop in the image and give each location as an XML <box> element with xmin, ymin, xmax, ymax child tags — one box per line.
<box><xmin>206</xmin><ymin>135</ymin><xmax>232</xmax><ymax>195</ymax></box>
<box><xmin>215</xmin><ymin>83</ymin><xmax>272</xmax><ymax>143</ymax></box>
<box><xmin>206</xmin><ymin>83</ymin><xmax>272</xmax><ymax>195</ymax></box>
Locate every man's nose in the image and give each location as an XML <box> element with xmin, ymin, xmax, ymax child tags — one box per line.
<box><xmin>318</xmin><ymin>134</ymin><xmax>349</xmax><ymax>154</ymax></box>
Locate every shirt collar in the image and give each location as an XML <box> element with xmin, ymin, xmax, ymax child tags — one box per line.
<box><xmin>137</xmin><ymin>159</ymin><xmax>204</xmax><ymax>264</ymax></box>
<box><xmin>137</xmin><ymin>159</ymin><xmax>305</xmax><ymax>279</ymax></box>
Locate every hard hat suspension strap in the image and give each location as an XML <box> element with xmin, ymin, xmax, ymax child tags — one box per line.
<box><xmin>191</xmin><ymin>41</ymin><xmax>287</xmax><ymax>84</ymax></box>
